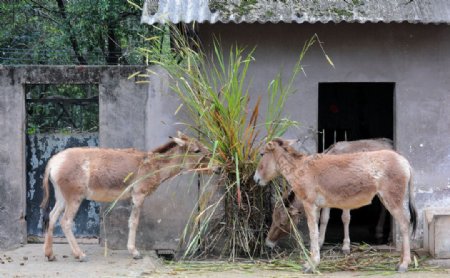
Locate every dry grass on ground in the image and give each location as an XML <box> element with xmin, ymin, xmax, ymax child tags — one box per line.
<box><xmin>160</xmin><ymin>243</ymin><xmax>444</xmax><ymax>276</ymax></box>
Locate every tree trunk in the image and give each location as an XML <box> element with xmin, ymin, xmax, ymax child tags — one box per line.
<box><xmin>106</xmin><ymin>24</ymin><xmax>127</xmax><ymax>65</ymax></box>
<box><xmin>55</xmin><ymin>0</ymin><xmax>87</xmax><ymax>65</ymax></box>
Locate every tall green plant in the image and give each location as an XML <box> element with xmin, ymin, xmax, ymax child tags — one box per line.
<box><xmin>140</xmin><ymin>24</ymin><xmax>331</xmax><ymax>260</ymax></box>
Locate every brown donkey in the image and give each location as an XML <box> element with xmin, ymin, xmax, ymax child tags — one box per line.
<box><xmin>266</xmin><ymin>138</ymin><xmax>394</xmax><ymax>254</ymax></box>
<box><xmin>254</xmin><ymin>138</ymin><xmax>417</xmax><ymax>273</ymax></box>
<box><xmin>41</xmin><ymin>132</ymin><xmax>211</xmax><ymax>261</ymax></box>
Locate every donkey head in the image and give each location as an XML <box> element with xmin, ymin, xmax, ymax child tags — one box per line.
<box><xmin>266</xmin><ymin>190</ymin><xmax>303</xmax><ymax>248</ymax></box>
<box><xmin>168</xmin><ymin>131</ymin><xmax>211</xmax><ymax>172</ymax></box>
<box><xmin>254</xmin><ymin>138</ymin><xmax>297</xmax><ymax>186</ymax></box>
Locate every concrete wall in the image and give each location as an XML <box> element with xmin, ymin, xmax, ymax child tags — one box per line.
<box><xmin>1</xmin><ymin>66</ymin><xmax>197</xmax><ymax>251</ymax></box>
<box><xmin>198</xmin><ymin>23</ymin><xmax>450</xmax><ymax>248</ymax></box>
<box><xmin>0</xmin><ymin>67</ymin><xmax>27</xmax><ymax>249</ymax></box>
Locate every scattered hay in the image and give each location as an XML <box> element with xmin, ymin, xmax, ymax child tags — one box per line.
<box><xmin>317</xmin><ymin>243</ymin><xmax>440</xmax><ymax>274</ymax></box>
<box><xmin>162</xmin><ymin>244</ymin><xmax>443</xmax><ymax>275</ymax></box>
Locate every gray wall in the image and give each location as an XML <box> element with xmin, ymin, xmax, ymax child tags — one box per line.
<box><xmin>198</xmin><ymin>23</ymin><xmax>450</xmax><ymax>248</ymax></box>
<box><xmin>0</xmin><ymin>67</ymin><xmax>27</xmax><ymax>249</ymax></box>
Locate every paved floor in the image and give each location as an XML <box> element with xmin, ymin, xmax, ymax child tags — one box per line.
<box><xmin>0</xmin><ymin>244</ymin><xmax>162</xmax><ymax>278</ymax></box>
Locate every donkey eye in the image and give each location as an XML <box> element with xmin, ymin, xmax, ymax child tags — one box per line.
<box><xmin>194</xmin><ymin>149</ymin><xmax>201</xmax><ymax>153</ymax></box>
<box><xmin>260</xmin><ymin>153</ymin><xmax>264</xmax><ymax>157</ymax></box>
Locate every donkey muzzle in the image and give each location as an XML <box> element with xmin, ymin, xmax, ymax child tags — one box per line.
<box><xmin>265</xmin><ymin>238</ymin><xmax>277</xmax><ymax>249</ymax></box>
<box><xmin>253</xmin><ymin>171</ymin><xmax>267</xmax><ymax>186</ymax></box>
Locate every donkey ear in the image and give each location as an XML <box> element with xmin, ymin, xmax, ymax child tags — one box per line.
<box><xmin>173</xmin><ymin>137</ymin><xmax>186</xmax><ymax>146</ymax></box>
<box><xmin>177</xmin><ymin>131</ymin><xmax>189</xmax><ymax>139</ymax></box>
<box><xmin>266</xmin><ymin>141</ymin><xmax>275</xmax><ymax>151</ymax></box>
<box><xmin>284</xmin><ymin>139</ymin><xmax>299</xmax><ymax>146</ymax></box>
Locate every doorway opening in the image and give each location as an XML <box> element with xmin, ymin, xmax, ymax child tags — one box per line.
<box><xmin>318</xmin><ymin>82</ymin><xmax>394</xmax><ymax>245</ymax></box>
<box><xmin>25</xmin><ymin>84</ymin><xmax>100</xmax><ymax>242</ymax></box>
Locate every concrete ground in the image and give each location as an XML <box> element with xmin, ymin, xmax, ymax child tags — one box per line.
<box><xmin>1</xmin><ymin>244</ymin><xmax>449</xmax><ymax>278</ymax></box>
<box><xmin>0</xmin><ymin>243</ymin><xmax>162</xmax><ymax>278</ymax></box>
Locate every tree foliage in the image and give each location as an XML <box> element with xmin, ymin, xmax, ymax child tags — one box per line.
<box><xmin>26</xmin><ymin>84</ymin><xmax>99</xmax><ymax>134</ymax></box>
<box><xmin>0</xmin><ymin>0</ymin><xmax>155</xmax><ymax>65</ymax></box>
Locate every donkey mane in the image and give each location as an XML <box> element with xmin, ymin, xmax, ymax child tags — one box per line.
<box><xmin>272</xmin><ymin>138</ymin><xmax>284</xmax><ymax>145</ymax></box>
<box><xmin>272</xmin><ymin>139</ymin><xmax>303</xmax><ymax>159</ymax></box>
<box><xmin>151</xmin><ymin>141</ymin><xmax>178</xmax><ymax>154</ymax></box>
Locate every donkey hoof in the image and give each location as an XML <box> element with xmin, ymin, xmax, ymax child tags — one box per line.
<box><xmin>78</xmin><ymin>255</ymin><xmax>88</xmax><ymax>262</ymax></box>
<box><xmin>302</xmin><ymin>264</ymin><xmax>314</xmax><ymax>273</ymax></box>
<box><xmin>342</xmin><ymin>248</ymin><xmax>350</xmax><ymax>255</ymax></box>
<box><xmin>47</xmin><ymin>255</ymin><xmax>56</xmax><ymax>262</ymax></box>
<box><xmin>396</xmin><ymin>264</ymin><xmax>408</xmax><ymax>273</ymax></box>
<box><xmin>133</xmin><ymin>253</ymin><xmax>143</xmax><ymax>260</ymax></box>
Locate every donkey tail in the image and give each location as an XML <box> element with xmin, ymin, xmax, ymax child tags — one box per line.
<box><xmin>408</xmin><ymin>166</ymin><xmax>418</xmax><ymax>236</ymax></box>
<box><xmin>40</xmin><ymin>163</ymin><xmax>51</xmax><ymax>210</ymax></box>
<box><xmin>40</xmin><ymin>163</ymin><xmax>52</xmax><ymax>232</ymax></box>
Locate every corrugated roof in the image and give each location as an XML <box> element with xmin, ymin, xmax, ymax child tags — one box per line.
<box><xmin>141</xmin><ymin>0</ymin><xmax>450</xmax><ymax>25</ymax></box>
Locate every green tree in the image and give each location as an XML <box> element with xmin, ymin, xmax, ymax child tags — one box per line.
<box><xmin>0</xmin><ymin>0</ymin><xmax>156</xmax><ymax>65</ymax></box>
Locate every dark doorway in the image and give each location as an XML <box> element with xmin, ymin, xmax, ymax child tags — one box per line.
<box><xmin>318</xmin><ymin>82</ymin><xmax>394</xmax><ymax>245</ymax></box>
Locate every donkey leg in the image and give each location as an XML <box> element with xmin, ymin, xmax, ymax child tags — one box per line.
<box><xmin>44</xmin><ymin>200</ymin><xmax>65</xmax><ymax>261</ymax></box>
<box><xmin>341</xmin><ymin>209</ymin><xmax>351</xmax><ymax>254</ymax></box>
<box><xmin>60</xmin><ymin>199</ymin><xmax>86</xmax><ymax>261</ymax></box>
<box><xmin>375</xmin><ymin>206</ymin><xmax>387</xmax><ymax>243</ymax></box>
<box><xmin>391</xmin><ymin>208</ymin><xmax>411</xmax><ymax>272</ymax></box>
<box><xmin>318</xmin><ymin>207</ymin><xmax>330</xmax><ymax>249</ymax></box>
<box><xmin>303</xmin><ymin>203</ymin><xmax>320</xmax><ymax>273</ymax></box>
<box><xmin>127</xmin><ymin>194</ymin><xmax>145</xmax><ymax>259</ymax></box>
<box><xmin>379</xmin><ymin>195</ymin><xmax>411</xmax><ymax>272</ymax></box>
